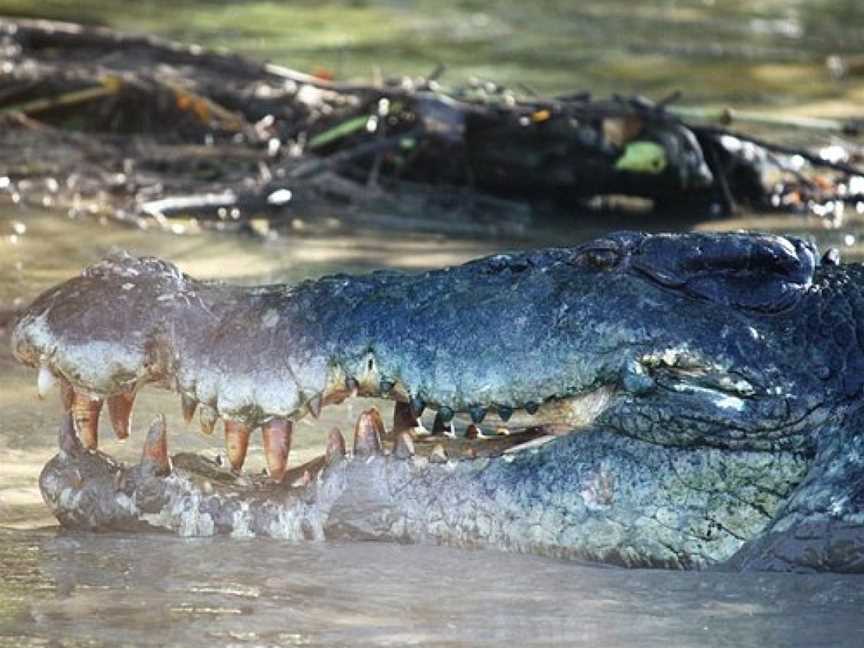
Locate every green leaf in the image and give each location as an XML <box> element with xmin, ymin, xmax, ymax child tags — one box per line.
<box><xmin>308</xmin><ymin>115</ymin><xmax>371</xmax><ymax>150</ymax></box>
<box><xmin>614</xmin><ymin>141</ymin><xmax>667</xmax><ymax>174</ymax></box>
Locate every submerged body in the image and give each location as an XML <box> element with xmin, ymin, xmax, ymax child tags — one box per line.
<box><xmin>11</xmin><ymin>232</ymin><xmax>864</xmax><ymax>571</ymax></box>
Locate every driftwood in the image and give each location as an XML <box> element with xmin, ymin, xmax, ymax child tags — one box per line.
<box><xmin>0</xmin><ymin>17</ymin><xmax>861</xmax><ymax>236</ymax></box>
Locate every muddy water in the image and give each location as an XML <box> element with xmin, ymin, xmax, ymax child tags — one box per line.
<box><xmin>1</xmin><ymin>531</ymin><xmax>863</xmax><ymax>648</ymax></box>
<box><xmin>3</xmin><ymin>0</ymin><xmax>864</xmax><ymax>644</ymax></box>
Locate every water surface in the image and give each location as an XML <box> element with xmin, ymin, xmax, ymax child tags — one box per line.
<box><xmin>1</xmin><ymin>531</ymin><xmax>863</xmax><ymax>647</ymax></box>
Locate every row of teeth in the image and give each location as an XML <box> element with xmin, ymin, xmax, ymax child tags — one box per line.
<box><xmin>58</xmin><ymin>403</ymin><xmax>420</xmax><ymax>489</ymax></box>
<box><xmin>38</xmin><ymin>366</ymin><xmax>537</xmax><ymax>483</ymax></box>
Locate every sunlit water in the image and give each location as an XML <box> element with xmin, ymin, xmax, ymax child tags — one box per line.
<box><xmin>2</xmin><ymin>0</ymin><xmax>864</xmax><ymax>644</ymax></box>
<box><xmin>1</xmin><ymin>530</ymin><xmax>863</xmax><ymax>648</ymax></box>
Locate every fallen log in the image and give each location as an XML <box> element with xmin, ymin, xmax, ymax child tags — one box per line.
<box><xmin>0</xmin><ymin>16</ymin><xmax>861</xmax><ymax>236</ymax></box>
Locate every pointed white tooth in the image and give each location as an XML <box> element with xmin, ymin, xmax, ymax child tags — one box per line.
<box><xmin>503</xmin><ymin>434</ymin><xmax>556</xmax><ymax>454</ymax></box>
<box><xmin>38</xmin><ymin>366</ymin><xmax>56</xmax><ymax>399</ymax></box>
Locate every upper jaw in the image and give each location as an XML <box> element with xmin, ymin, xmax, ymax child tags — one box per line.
<box><xmin>13</xmin><ymin>286</ymin><xmax>610</xmax><ymax>481</ymax></box>
<box><xmin>12</xmin><ymin>287</ymin><xmax>793</xmax><ymax>457</ymax></box>
<box><xmin>10</xmin><ymin>236</ymin><xmax>820</xmax><ymax>481</ymax></box>
<box><xmin>9</xmin><ymin>254</ymin><xmax>611</xmax><ymax>471</ymax></box>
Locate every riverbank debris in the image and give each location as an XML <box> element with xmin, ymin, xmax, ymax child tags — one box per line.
<box><xmin>0</xmin><ymin>17</ymin><xmax>862</xmax><ymax>236</ymax></box>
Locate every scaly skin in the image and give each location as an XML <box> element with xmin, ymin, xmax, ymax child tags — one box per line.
<box><xmin>40</xmin><ymin>412</ymin><xmax>808</xmax><ymax>569</ymax></box>
<box><xmin>11</xmin><ymin>231</ymin><xmax>864</xmax><ymax>571</ymax></box>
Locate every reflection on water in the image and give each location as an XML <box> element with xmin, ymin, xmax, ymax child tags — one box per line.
<box><xmin>2</xmin><ymin>0</ymin><xmax>864</xmax><ymax>643</ymax></box>
<box><xmin>0</xmin><ymin>210</ymin><xmax>518</xmax><ymax>312</ymax></box>
<box><xmin>4</xmin><ymin>0</ymin><xmax>864</xmax><ymax>114</ymax></box>
<box><xmin>1</xmin><ymin>529</ymin><xmax>863</xmax><ymax>647</ymax></box>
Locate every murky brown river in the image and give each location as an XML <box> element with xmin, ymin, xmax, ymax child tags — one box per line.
<box><xmin>3</xmin><ymin>0</ymin><xmax>864</xmax><ymax>645</ymax></box>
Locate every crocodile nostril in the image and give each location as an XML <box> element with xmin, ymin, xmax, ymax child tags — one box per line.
<box><xmin>586</xmin><ymin>248</ymin><xmax>620</xmax><ymax>269</ymax></box>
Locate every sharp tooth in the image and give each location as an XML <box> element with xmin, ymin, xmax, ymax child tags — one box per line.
<box><xmin>469</xmin><ymin>405</ymin><xmax>486</xmax><ymax>424</ymax></box>
<box><xmin>393</xmin><ymin>431</ymin><xmax>415</xmax><ymax>459</ymax></box>
<box><xmin>477</xmin><ymin>427</ymin><xmax>498</xmax><ymax>440</ymax></box>
<box><xmin>409</xmin><ymin>396</ymin><xmax>425</xmax><ymax>418</ymax></box>
<box><xmin>181</xmin><ymin>393</ymin><xmax>198</xmax><ymax>424</ymax></box>
<box><xmin>504</xmin><ymin>434</ymin><xmax>557</xmax><ymax>454</ymax></box>
<box><xmin>432</xmin><ymin>411</ymin><xmax>454</xmax><ymax>437</ymax></box>
<box><xmin>391</xmin><ymin>401</ymin><xmax>418</xmax><ymax>437</ymax></box>
<box><xmin>140</xmin><ymin>415</ymin><xmax>171</xmax><ymax>476</ymax></box>
<box><xmin>113</xmin><ymin>470</ymin><xmax>127</xmax><ymax>492</ymax></box>
<box><xmin>59</xmin><ymin>377</ymin><xmax>75</xmax><ymax>412</ymax></box>
<box><xmin>37</xmin><ymin>366</ymin><xmax>56</xmax><ymax>399</ymax></box>
<box><xmin>199</xmin><ymin>405</ymin><xmax>217</xmax><ymax>435</ymax></box>
<box><xmin>262</xmin><ymin>418</ymin><xmax>292</xmax><ymax>482</ymax></box>
<box><xmin>353</xmin><ymin>408</ymin><xmax>384</xmax><ymax>457</ymax></box>
<box><xmin>72</xmin><ymin>391</ymin><xmax>102</xmax><ymax>450</ymax></box>
<box><xmin>430</xmin><ymin>444</ymin><xmax>448</xmax><ymax>463</ymax></box>
<box><xmin>307</xmin><ymin>394</ymin><xmax>322</xmax><ymax>419</ymax></box>
<box><xmin>57</xmin><ymin>412</ymin><xmax>82</xmax><ymax>457</ymax></box>
<box><xmin>390</xmin><ymin>381</ymin><xmax>410</xmax><ymax>402</ymax></box>
<box><xmin>292</xmin><ymin>469</ymin><xmax>312</xmax><ymax>488</ymax></box>
<box><xmin>107</xmin><ymin>390</ymin><xmax>136</xmax><ymax>440</ymax></box>
<box><xmin>325</xmin><ymin>427</ymin><xmax>346</xmax><ymax>464</ymax></box>
<box><xmin>224</xmin><ymin>420</ymin><xmax>251</xmax><ymax>471</ymax></box>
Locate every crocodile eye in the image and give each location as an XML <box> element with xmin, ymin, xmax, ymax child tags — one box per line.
<box><xmin>585</xmin><ymin>249</ymin><xmax>620</xmax><ymax>269</ymax></box>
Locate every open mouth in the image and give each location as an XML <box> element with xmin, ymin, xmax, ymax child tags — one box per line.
<box><xmin>30</xmin><ymin>344</ymin><xmax>754</xmax><ymax>485</ymax></box>
<box><xmin>14</xmin><ymin>229</ymin><xmax>848</xmax><ymax>571</ymax></box>
<box><xmin>35</xmin><ymin>355</ymin><xmax>615</xmax><ymax>485</ymax></box>
<box><xmin>12</xmin><ymin>250</ymin><xmax>627</xmax><ymax>486</ymax></box>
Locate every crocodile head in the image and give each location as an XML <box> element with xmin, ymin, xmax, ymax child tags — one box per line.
<box><xmin>11</xmin><ymin>232</ymin><xmax>864</xmax><ymax>571</ymax></box>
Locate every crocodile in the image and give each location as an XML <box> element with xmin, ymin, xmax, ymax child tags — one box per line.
<box><xmin>9</xmin><ymin>231</ymin><xmax>864</xmax><ymax>572</ymax></box>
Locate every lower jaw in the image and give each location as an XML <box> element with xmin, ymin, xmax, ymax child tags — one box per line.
<box><xmin>38</xmin><ymin>406</ymin><xmax>810</xmax><ymax>570</ymax></box>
